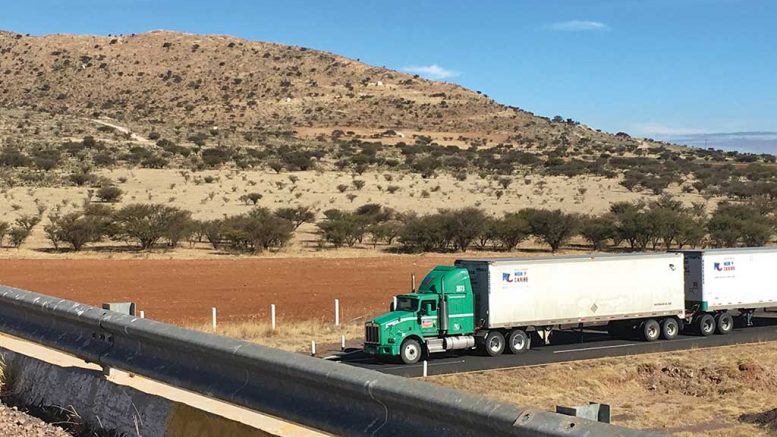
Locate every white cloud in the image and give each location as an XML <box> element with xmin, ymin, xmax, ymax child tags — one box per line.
<box><xmin>547</xmin><ymin>20</ymin><xmax>609</xmax><ymax>32</ymax></box>
<box><xmin>401</xmin><ymin>64</ymin><xmax>459</xmax><ymax>80</ymax></box>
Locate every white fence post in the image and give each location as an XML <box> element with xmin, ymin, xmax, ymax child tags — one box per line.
<box><xmin>140</xmin><ymin>310</ymin><xmax>145</xmax><ymax>319</ymax></box>
<box><xmin>211</xmin><ymin>307</ymin><xmax>217</xmax><ymax>330</ymax></box>
<box><xmin>341</xmin><ymin>334</ymin><xmax>345</xmax><ymax>351</ymax></box>
<box><xmin>311</xmin><ymin>340</ymin><xmax>316</xmax><ymax>356</ymax></box>
<box><xmin>423</xmin><ymin>360</ymin><xmax>428</xmax><ymax>377</ymax></box>
<box><xmin>271</xmin><ymin>304</ymin><xmax>276</xmax><ymax>331</ymax></box>
<box><xmin>335</xmin><ymin>298</ymin><xmax>340</xmax><ymax>326</ymax></box>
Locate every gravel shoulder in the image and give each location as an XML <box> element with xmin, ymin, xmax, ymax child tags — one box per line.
<box><xmin>0</xmin><ymin>401</ymin><xmax>71</xmax><ymax>437</ymax></box>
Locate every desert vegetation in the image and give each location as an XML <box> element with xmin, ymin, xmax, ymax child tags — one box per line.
<box><xmin>2</xmin><ymin>195</ymin><xmax>773</xmax><ymax>255</ymax></box>
<box><xmin>431</xmin><ymin>342</ymin><xmax>777</xmax><ymax>435</ymax></box>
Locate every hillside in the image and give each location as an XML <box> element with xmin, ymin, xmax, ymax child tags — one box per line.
<box><xmin>1</xmin><ymin>30</ymin><xmax>777</xmax><ymax>260</ymax></box>
<box><xmin>0</xmin><ymin>29</ymin><xmax>638</xmax><ymax>148</ymax></box>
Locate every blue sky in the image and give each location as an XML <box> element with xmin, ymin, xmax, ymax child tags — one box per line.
<box><xmin>2</xmin><ymin>0</ymin><xmax>776</xmax><ymax>152</ymax></box>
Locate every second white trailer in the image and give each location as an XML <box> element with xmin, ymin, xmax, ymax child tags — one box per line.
<box><xmin>677</xmin><ymin>247</ymin><xmax>777</xmax><ymax>335</ymax></box>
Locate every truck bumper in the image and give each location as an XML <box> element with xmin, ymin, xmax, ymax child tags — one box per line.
<box><xmin>363</xmin><ymin>343</ymin><xmax>399</xmax><ymax>357</ymax></box>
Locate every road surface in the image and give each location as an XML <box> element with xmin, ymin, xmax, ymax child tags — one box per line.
<box><xmin>338</xmin><ymin>314</ymin><xmax>777</xmax><ymax>377</ymax></box>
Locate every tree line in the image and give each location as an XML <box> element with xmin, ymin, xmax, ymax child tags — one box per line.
<box><xmin>0</xmin><ymin>197</ymin><xmax>773</xmax><ymax>253</ymax></box>
<box><xmin>316</xmin><ymin>197</ymin><xmax>775</xmax><ymax>253</ymax></box>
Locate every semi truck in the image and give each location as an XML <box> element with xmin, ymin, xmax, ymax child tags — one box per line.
<box><xmin>364</xmin><ymin>248</ymin><xmax>777</xmax><ymax>364</ymax></box>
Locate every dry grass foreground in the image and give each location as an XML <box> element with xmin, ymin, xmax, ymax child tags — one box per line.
<box><xmin>190</xmin><ymin>320</ymin><xmax>364</xmax><ymax>355</ymax></box>
<box><xmin>429</xmin><ymin>342</ymin><xmax>777</xmax><ymax>436</ymax></box>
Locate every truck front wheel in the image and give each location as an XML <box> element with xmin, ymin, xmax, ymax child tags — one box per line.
<box><xmin>484</xmin><ymin>331</ymin><xmax>506</xmax><ymax>356</ymax></box>
<box><xmin>507</xmin><ymin>329</ymin><xmax>530</xmax><ymax>354</ymax></box>
<box><xmin>400</xmin><ymin>338</ymin><xmax>422</xmax><ymax>364</ymax></box>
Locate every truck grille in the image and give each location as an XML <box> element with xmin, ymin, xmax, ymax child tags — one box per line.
<box><xmin>365</xmin><ymin>324</ymin><xmax>380</xmax><ymax>344</ymax></box>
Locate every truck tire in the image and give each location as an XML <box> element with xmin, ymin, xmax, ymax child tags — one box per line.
<box><xmin>507</xmin><ymin>329</ymin><xmax>529</xmax><ymax>354</ymax></box>
<box><xmin>484</xmin><ymin>331</ymin><xmax>505</xmax><ymax>356</ymax></box>
<box><xmin>641</xmin><ymin>319</ymin><xmax>660</xmax><ymax>342</ymax></box>
<box><xmin>400</xmin><ymin>338</ymin><xmax>422</xmax><ymax>364</ymax></box>
<box><xmin>660</xmin><ymin>318</ymin><xmax>679</xmax><ymax>340</ymax></box>
<box><xmin>716</xmin><ymin>313</ymin><xmax>734</xmax><ymax>335</ymax></box>
<box><xmin>696</xmin><ymin>313</ymin><xmax>716</xmax><ymax>336</ymax></box>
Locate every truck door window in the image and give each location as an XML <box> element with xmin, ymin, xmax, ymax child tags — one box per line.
<box><xmin>421</xmin><ymin>300</ymin><xmax>437</xmax><ymax>314</ymax></box>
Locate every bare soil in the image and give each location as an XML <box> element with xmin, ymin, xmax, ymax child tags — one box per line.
<box><xmin>0</xmin><ymin>256</ymin><xmax>454</xmax><ymax>324</ymax></box>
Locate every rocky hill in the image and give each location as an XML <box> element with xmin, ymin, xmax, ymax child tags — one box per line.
<box><xmin>0</xmin><ymin>29</ymin><xmax>633</xmax><ymax>148</ymax></box>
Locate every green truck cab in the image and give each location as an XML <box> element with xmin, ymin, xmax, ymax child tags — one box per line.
<box><xmin>364</xmin><ymin>266</ymin><xmax>476</xmax><ymax>364</ymax></box>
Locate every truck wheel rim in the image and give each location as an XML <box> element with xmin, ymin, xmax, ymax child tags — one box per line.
<box><xmin>721</xmin><ymin>317</ymin><xmax>731</xmax><ymax>330</ymax></box>
<box><xmin>648</xmin><ymin>325</ymin><xmax>658</xmax><ymax>338</ymax></box>
<box><xmin>405</xmin><ymin>344</ymin><xmax>418</xmax><ymax>359</ymax></box>
<box><xmin>512</xmin><ymin>336</ymin><xmax>525</xmax><ymax>350</ymax></box>
<box><xmin>489</xmin><ymin>338</ymin><xmax>501</xmax><ymax>351</ymax></box>
<box><xmin>703</xmin><ymin>320</ymin><xmax>713</xmax><ymax>332</ymax></box>
<box><xmin>667</xmin><ymin>323</ymin><xmax>676</xmax><ymax>336</ymax></box>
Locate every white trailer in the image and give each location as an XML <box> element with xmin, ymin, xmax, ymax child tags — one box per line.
<box><xmin>455</xmin><ymin>253</ymin><xmax>686</xmax><ymax>352</ymax></box>
<box><xmin>677</xmin><ymin>247</ymin><xmax>777</xmax><ymax>335</ymax></box>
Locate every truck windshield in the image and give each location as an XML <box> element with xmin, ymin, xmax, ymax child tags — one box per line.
<box><xmin>395</xmin><ymin>297</ymin><xmax>419</xmax><ymax>312</ymax></box>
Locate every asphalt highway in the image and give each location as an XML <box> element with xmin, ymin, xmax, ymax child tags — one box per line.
<box><xmin>336</xmin><ymin>314</ymin><xmax>777</xmax><ymax>377</ymax></box>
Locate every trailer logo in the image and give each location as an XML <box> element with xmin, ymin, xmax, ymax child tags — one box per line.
<box><xmin>502</xmin><ymin>270</ymin><xmax>529</xmax><ymax>288</ymax></box>
<box><xmin>713</xmin><ymin>258</ymin><xmax>736</xmax><ymax>279</ymax></box>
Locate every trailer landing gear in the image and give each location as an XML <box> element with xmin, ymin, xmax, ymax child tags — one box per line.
<box><xmin>742</xmin><ymin>309</ymin><xmax>755</xmax><ymax>327</ymax></box>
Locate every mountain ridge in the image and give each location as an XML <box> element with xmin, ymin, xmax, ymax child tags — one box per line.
<box><xmin>0</xmin><ymin>29</ymin><xmax>645</xmax><ymax>150</ymax></box>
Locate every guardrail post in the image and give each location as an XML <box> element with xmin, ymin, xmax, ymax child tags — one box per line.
<box><xmin>340</xmin><ymin>335</ymin><xmax>345</xmax><ymax>351</ymax></box>
<box><xmin>423</xmin><ymin>360</ymin><xmax>428</xmax><ymax>377</ymax></box>
<box><xmin>311</xmin><ymin>340</ymin><xmax>316</xmax><ymax>356</ymax></box>
<box><xmin>212</xmin><ymin>307</ymin><xmax>217</xmax><ymax>330</ymax></box>
<box><xmin>334</xmin><ymin>299</ymin><xmax>340</xmax><ymax>326</ymax></box>
<box><xmin>271</xmin><ymin>304</ymin><xmax>276</xmax><ymax>331</ymax></box>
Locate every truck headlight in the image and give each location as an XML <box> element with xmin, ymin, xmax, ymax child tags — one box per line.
<box><xmin>387</xmin><ymin>337</ymin><xmax>396</xmax><ymax>344</ymax></box>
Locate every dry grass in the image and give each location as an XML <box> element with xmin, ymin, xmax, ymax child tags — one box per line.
<box><xmin>0</xmin><ymin>166</ymin><xmax>716</xmax><ymax>260</ymax></box>
<box><xmin>428</xmin><ymin>342</ymin><xmax>777</xmax><ymax>436</ymax></box>
<box><xmin>188</xmin><ymin>319</ymin><xmax>364</xmax><ymax>353</ymax></box>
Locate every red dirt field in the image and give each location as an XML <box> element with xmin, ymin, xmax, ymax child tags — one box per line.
<box><xmin>0</xmin><ymin>256</ymin><xmax>455</xmax><ymax>324</ymax></box>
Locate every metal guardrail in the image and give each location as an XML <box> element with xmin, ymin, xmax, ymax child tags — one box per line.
<box><xmin>0</xmin><ymin>285</ymin><xmax>660</xmax><ymax>436</ymax></box>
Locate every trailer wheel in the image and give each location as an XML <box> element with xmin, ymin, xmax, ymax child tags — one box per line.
<box><xmin>400</xmin><ymin>338</ymin><xmax>422</xmax><ymax>364</ymax></box>
<box><xmin>660</xmin><ymin>318</ymin><xmax>679</xmax><ymax>340</ymax></box>
<box><xmin>484</xmin><ymin>331</ymin><xmax>505</xmax><ymax>356</ymax></box>
<box><xmin>507</xmin><ymin>330</ymin><xmax>530</xmax><ymax>354</ymax></box>
<box><xmin>716</xmin><ymin>313</ymin><xmax>734</xmax><ymax>335</ymax></box>
<box><xmin>641</xmin><ymin>319</ymin><xmax>660</xmax><ymax>342</ymax></box>
<box><xmin>696</xmin><ymin>313</ymin><xmax>716</xmax><ymax>336</ymax></box>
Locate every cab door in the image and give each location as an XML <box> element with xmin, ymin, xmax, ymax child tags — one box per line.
<box><xmin>419</xmin><ymin>299</ymin><xmax>438</xmax><ymax>337</ymax></box>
